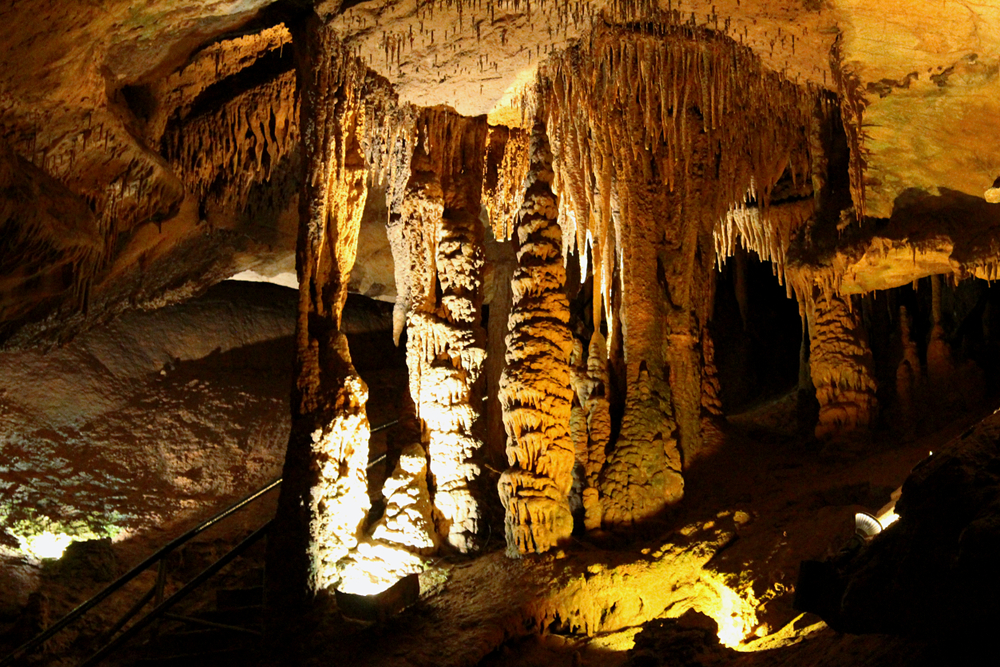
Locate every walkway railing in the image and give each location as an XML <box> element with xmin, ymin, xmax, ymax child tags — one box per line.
<box><xmin>1</xmin><ymin>478</ymin><xmax>281</xmax><ymax>667</ymax></box>
<box><xmin>1</xmin><ymin>416</ymin><xmax>400</xmax><ymax>667</ymax></box>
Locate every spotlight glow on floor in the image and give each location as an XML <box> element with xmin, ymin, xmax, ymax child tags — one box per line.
<box><xmin>16</xmin><ymin>530</ymin><xmax>74</xmax><ymax>560</ymax></box>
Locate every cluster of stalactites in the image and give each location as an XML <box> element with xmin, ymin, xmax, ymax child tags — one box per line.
<box><xmin>0</xmin><ymin>139</ymin><xmax>103</xmax><ymax>321</ymax></box>
<box><xmin>497</xmin><ymin>121</ymin><xmax>575</xmax><ymax>555</ymax></box>
<box><xmin>806</xmin><ymin>289</ymin><xmax>877</xmax><ymax>439</ymax></box>
<box><xmin>483</xmin><ymin>125</ymin><xmax>531</xmax><ymax>242</ymax></box>
<box><xmin>542</xmin><ymin>20</ymin><xmax>814</xmax><ymax>332</ymax></box>
<box><xmin>713</xmin><ymin>194</ymin><xmax>816</xmax><ymax>295</ymax></box>
<box><xmin>163</xmin><ymin>70</ymin><xmax>298</xmax><ymax>218</ymax></box>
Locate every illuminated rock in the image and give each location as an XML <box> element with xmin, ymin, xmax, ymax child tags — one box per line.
<box><xmin>543</xmin><ymin>23</ymin><xmax>813</xmax><ymax>526</ymax></box>
<box><xmin>498</xmin><ymin>120</ymin><xmax>575</xmax><ymax>555</ymax></box>
<box><xmin>371</xmin><ymin>443</ymin><xmax>440</xmax><ymax>556</ymax></box>
<box><xmin>394</xmin><ymin>108</ymin><xmax>488</xmax><ymax>553</ymax></box>
<box><xmin>271</xmin><ymin>16</ymin><xmax>372</xmax><ymax>598</ymax></box>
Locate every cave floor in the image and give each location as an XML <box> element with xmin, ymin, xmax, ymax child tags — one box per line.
<box><xmin>1</xmin><ymin>284</ymin><xmax>991</xmax><ymax>666</ymax></box>
<box><xmin>299</xmin><ymin>394</ymin><xmax>989</xmax><ymax>667</ymax></box>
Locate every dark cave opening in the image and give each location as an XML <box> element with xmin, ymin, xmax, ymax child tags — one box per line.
<box><xmin>711</xmin><ymin>246</ymin><xmax>803</xmax><ymax>415</ymax></box>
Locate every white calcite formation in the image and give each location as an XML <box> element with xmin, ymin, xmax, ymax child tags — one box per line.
<box><xmin>393</xmin><ymin>108</ymin><xmax>488</xmax><ymax>553</ymax></box>
<box><xmin>498</xmin><ymin>121</ymin><xmax>575</xmax><ymax>555</ymax></box>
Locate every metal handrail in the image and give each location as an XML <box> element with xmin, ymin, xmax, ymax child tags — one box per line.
<box><xmin>80</xmin><ymin>521</ymin><xmax>272</xmax><ymax>667</ymax></box>
<box><xmin>0</xmin><ymin>478</ymin><xmax>282</xmax><ymax>666</ymax></box>
<box><xmin>1</xmin><ymin>415</ymin><xmax>400</xmax><ymax>666</ymax></box>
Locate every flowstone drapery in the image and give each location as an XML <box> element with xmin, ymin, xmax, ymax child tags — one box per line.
<box><xmin>497</xmin><ymin>122</ymin><xmax>575</xmax><ymax>555</ymax></box>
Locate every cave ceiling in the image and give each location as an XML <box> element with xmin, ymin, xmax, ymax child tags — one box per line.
<box><xmin>2</xmin><ymin>0</ymin><xmax>1000</xmax><ymax>345</ymax></box>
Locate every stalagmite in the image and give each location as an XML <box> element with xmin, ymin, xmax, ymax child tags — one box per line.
<box><xmin>498</xmin><ymin>120</ymin><xmax>575</xmax><ymax>555</ymax></box>
<box><xmin>895</xmin><ymin>305</ymin><xmax>921</xmax><ymax>434</ymax></box>
<box><xmin>392</xmin><ymin>108</ymin><xmax>488</xmax><ymax>553</ymax></box>
<box><xmin>926</xmin><ymin>274</ymin><xmax>954</xmax><ymax>387</ymax></box>
<box><xmin>340</xmin><ymin>443</ymin><xmax>440</xmax><ymax>594</ymax></box>
<box><xmin>271</xmin><ymin>16</ymin><xmax>371</xmax><ymax>601</ymax></box>
<box><xmin>569</xmin><ymin>332</ymin><xmax>612</xmax><ymax>532</ymax></box>
<box><xmin>806</xmin><ymin>289</ymin><xmax>878</xmax><ymax>439</ymax></box>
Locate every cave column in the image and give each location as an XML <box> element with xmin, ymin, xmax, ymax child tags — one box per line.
<box><xmin>269</xmin><ymin>15</ymin><xmax>370</xmax><ymax>606</ymax></box>
<box><xmin>570</xmin><ymin>332</ymin><xmax>611</xmax><ymax>532</ymax></box>
<box><xmin>498</xmin><ymin>122</ymin><xmax>575</xmax><ymax>555</ymax></box>
<box><xmin>598</xmin><ymin>166</ymin><xmax>685</xmax><ymax>528</ymax></box>
<box><xmin>806</xmin><ymin>288</ymin><xmax>878</xmax><ymax>439</ymax></box>
<box><xmin>393</xmin><ymin>109</ymin><xmax>488</xmax><ymax>553</ymax></box>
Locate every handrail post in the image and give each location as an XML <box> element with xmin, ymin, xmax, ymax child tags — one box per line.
<box><xmin>152</xmin><ymin>559</ymin><xmax>168</xmax><ymax>637</ymax></box>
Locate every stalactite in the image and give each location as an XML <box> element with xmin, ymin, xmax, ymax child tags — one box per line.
<box><xmin>806</xmin><ymin>288</ymin><xmax>878</xmax><ymax>440</ymax></box>
<box><xmin>164</xmin><ymin>70</ymin><xmax>299</xmax><ymax>219</ymax></box>
<box><xmin>498</xmin><ymin>120</ymin><xmax>575</xmax><ymax>555</ymax></box>
<box><xmin>540</xmin><ymin>20</ymin><xmax>815</xmax><ymax>526</ymax></box>
<box><xmin>482</xmin><ymin>125</ymin><xmax>531</xmax><ymax>242</ymax></box>
<box><xmin>272</xmin><ymin>16</ymin><xmax>370</xmax><ymax>599</ymax></box>
<box><xmin>0</xmin><ymin>139</ymin><xmax>102</xmax><ymax>323</ymax></box>
<box><xmin>830</xmin><ymin>34</ymin><xmax>868</xmax><ymax>223</ymax></box>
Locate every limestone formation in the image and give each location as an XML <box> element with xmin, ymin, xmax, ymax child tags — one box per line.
<box><xmin>805</xmin><ymin>289</ymin><xmax>878</xmax><ymax>439</ymax></box>
<box><xmin>498</xmin><ymin>121</ymin><xmax>575</xmax><ymax>555</ymax></box>
<box><xmin>392</xmin><ymin>108</ymin><xmax>488</xmax><ymax>553</ymax></box>
<box><xmin>895</xmin><ymin>305</ymin><xmax>921</xmax><ymax>432</ymax></box>
<box><xmin>483</xmin><ymin>125</ymin><xmax>530</xmax><ymax>243</ymax></box>
<box><xmin>542</xmin><ymin>21</ymin><xmax>813</xmax><ymax>526</ymax></box>
<box><xmin>569</xmin><ymin>332</ymin><xmax>612</xmax><ymax>532</ymax></box>
<box><xmin>339</xmin><ymin>443</ymin><xmax>439</xmax><ymax>594</ymax></box>
<box><xmin>272</xmin><ymin>16</ymin><xmax>371</xmax><ymax>597</ymax></box>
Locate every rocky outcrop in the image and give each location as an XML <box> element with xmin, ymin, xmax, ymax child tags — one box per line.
<box><xmin>803</xmin><ymin>289</ymin><xmax>877</xmax><ymax>439</ymax></box>
<box><xmin>497</xmin><ymin>121</ymin><xmax>575</xmax><ymax>555</ymax></box>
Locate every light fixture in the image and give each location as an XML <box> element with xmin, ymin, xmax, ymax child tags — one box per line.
<box><xmin>16</xmin><ymin>530</ymin><xmax>74</xmax><ymax>560</ymax></box>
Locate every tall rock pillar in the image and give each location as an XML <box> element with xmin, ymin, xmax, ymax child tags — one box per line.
<box><xmin>269</xmin><ymin>15</ymin><xmax>370</xmax><ymax>615</ymax></box>
<box><xmin>806</xmin><ymin>289</ymin><xmax>878</xmax><ymax>439</ymax></box>
<box><xmin>390</xmin><ymin>109</ymin><xmax>488</xmax><ymax>552</ymax></box>
<box><xmin>498</xmin><ymin>122</ymin><xmax>575</xmax><ymax>555</ymax></box>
